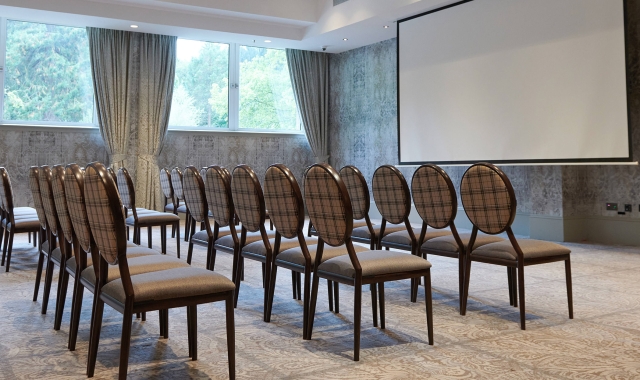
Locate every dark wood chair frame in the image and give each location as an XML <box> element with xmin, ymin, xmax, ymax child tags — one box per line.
<box><xmin>460</xmin><ymin>163</ymin><xmax>573</xmax><ymax>330</ymax></box>
<box><xmin>160</xmin><ymin>167</ymin><xmax>181</xmax><ymax>239</ymax></box>
<box><xmin>0</xmin><ymin>168</ymin><xmax>42</xmax><ymax>273</ymax></box>
<box><xmin>231</xmin><ymin>164</ymin><xmax>275</xmax><ymax>320</ymax></box>
<box><xmin>118</xmin><ymin>167</ymin><xmax>180</xmax><ymax>256</ymax></box>
<box><xmin>84</xmin><ymin>162</ymin><xmax>235</xmax><ymax>380</ymax></box>
<box><xmin>306</xmin><ymin>163</ymin><xmax>434</xmax><ymax>361</ymax></box>
<box><xmin>25</xmin><ymin>166</ymin><xmax>50</xmax><ymax>308</ymax></box>
<box><xmin>171</xmin><ymin>167</ymin><xmax>192</xmax><ymax>243</ymax></box>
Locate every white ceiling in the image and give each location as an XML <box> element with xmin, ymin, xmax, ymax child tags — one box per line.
<box><xmin>0</xmin><ymin>0</ymin><xmax>457</xmax><ymax>53</ymax></box>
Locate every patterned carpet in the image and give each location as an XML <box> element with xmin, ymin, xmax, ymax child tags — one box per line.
<box><xmin>1</xmin><ymin>221</ymin><xmax>639</xmax><ymax>379</ymax></box>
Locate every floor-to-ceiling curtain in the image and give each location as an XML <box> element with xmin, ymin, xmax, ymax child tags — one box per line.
<box><xmin>87</xmin><ymin>28</ymin><xmax>132</xmax><ymax>170</ymax></box>
<box><xmin>286</xmin><ymin>49</ymin><xmax>329</xmax><ymax>163</ymax></box>
<box><xmin>135</xmin><ymin>33</ymin><xmax>176</xmax><ymax>211</ymax></box>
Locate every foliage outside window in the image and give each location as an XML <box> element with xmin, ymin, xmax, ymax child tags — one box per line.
<box><xmin>3</xmin><ymin>20</ymin><xmax>94</xmax><ymax>124</ymax></box>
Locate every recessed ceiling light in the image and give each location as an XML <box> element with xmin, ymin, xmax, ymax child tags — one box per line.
<box><xmin>264</xmin><ymin>40</ymin><xmax>271</xmax><ymax>43</ymax></box>
<box><xmin>343</xmin><ymin>38</ymin><xmax>348</xmax><ymax>41</ymax></box>
<box><xmin>384</xmin><ymin>25</ymin><xmax>389</xmax><ymax>29</ymax></box>
<box><xmin>130</xmin><ymin>25</ymin><xmax>139</xmax><ymax>28</ymax></box>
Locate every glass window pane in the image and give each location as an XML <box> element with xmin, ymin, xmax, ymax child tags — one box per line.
<box><xmin>4</xmin><ymin>20</ymin><xmax>94</xmax><ymax>123</ymax></box>
<box><xmin>169</xmin><ymin>39</ymin><xmax>229</xmax><ymax>129</ymax></box>
<box><xmin>239</xmin><ymin>46</ymin><xmax>298</xmax><ymax>130</ymax></box>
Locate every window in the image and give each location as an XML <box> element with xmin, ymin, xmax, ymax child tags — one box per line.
<box><xmin>239</xmin><ymin>46</ymin><xmax>298</xmax><ymax>131</ymax></box>
<box><xmin>3</xmin><ymin>20</ymin><xmax>94</xmax><ymax>124</ymax></box>
<box><xmin>168</xmin><ymin>40</ymin><xmax>300</xmax><ymax>132</ymax></box>
<box><xmin>169</xmin><ymin>39</ymin><xmax>229</xmax><ymax>129</ymax></box>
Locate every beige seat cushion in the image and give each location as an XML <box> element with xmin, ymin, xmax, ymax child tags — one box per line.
<box><xmin>13</xmin><ymin>206</ymin><xmax>37</xmax><ymax>215</ymax></box>
<box><xmin>318</xmin><ymin>250</ymin><xmax>432</xmax><ymax>278</ymax></box>
<box><xmin>215</xmin><ymin>230</ymin><xmax>275</xmax><ymax>251</ymax></box>
<box><xmin>191</xmin><ymin>228</ymin><xmax>233</xmax><ymax>246</ymax></box>
<box><xmin>276</xmin><ymin>243</ymin><xmax>368</xmax><ymax>267</ymax></box>
<box><xmin>422</xmin><ymin>233</ymin><xmax>505</xmax><ymax>253</ymax></box>
<box><xmin>51</xmin><ymin>247</ymin><xmax>62</xmax><ymax>263</ymax></box>
<box><xmin>3</xmin><ymin>218</ymin><xmax>41</xmax><ymax>231</ymax></box>
<box><xmin>126</xmin><ymin>211</ymin><xmax>180</xmax><ymax>225</ymax></box>
<box><xmin>472</xmin><ymin>239</ymin><xmax>571</xmax><ymax>261</ymax></box>
<box><xmin>382</xmin><ymin>228</ymin><xmax>451</xmax><ymax>247</ymax></box>
<box><xmin>164</xmin><ymin>202</ymin><xmax>186</xmax><ymax>213</ymax></box>
<box><xmin>81</xmin><ymin>255</ymin><xmax>189</xmax><ymax>284</ymax></box>
<box><xmin>352</xmin><ymin>224</ymin><xmax>406</xmax><ymax>240</ymax></box>
<box><xmin>243</xmin><ymin>237</ymin><xmax>318</xmax><ymax>256</ymax></box>
<box><xmin>101</xmin><ymin>267</ymin><xmax>235</xmax><ymax>305</ymax></box>
<box><xmin>66</xmin><ymin>256</ymin><xmax>92</xmax><ymax>275</ymax></box>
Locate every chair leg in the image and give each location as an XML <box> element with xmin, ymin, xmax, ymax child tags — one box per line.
<box><xmin>302</xmin><ymin>270</ymin><xmax>311</xmax><ymax>340</ymax></box>
<box><xmin>424</xmin><ymin>272</ymin><xmax>434</xmax><ymax>345</ymax></box>
<box><xmin>147</xmin><ymin>226</ymin><xmax>152</xmax><ymax>248</ymax></box>
<box><xmin>291</xmin><ymin>271</ymin><xmax>297</xmax><ymax>299</ymax></box>
<box><xmin>86</xmin><ymin>298</ymin><xmax>105</xmax><ymax>377</ymax></box>
<box><xmin>171</xmin><ymin>222</ymin><xmax>176</xmax><ymax>238</ymax></box>
<box><xmin>225</xmin><ymin>295</ymin><xmax>236</xmax><ymax>380</ymax></box>
<box><xmin>160</xmin><ymin>225</ymin><xmax>167</xmax><ymax>254</ymax></box>
<box><xmin>266</xmin><ymin>264</ymin><xmax>278</xmax><ymax>322</ymax></box>
<box><xmin>54</xmin><ymin>263</ymin><xmax>69</xmax><ymax>330</ymax></box>
<box><xmin>118</xmin><ymin>306</ymin><xmax>134</xmax><ymax>380</ymax></box>
<box><xmin>507</xmin><ymin>267</ymin><xmax>514</xmax><ymax>306</ymax></box>
<box><xmin>160</xmin><ymin>309</ymin><xmax>166</xmax><ymax>338</ymax></box>
<box><xmin>296</xmin><ymin>272</ymin><xmax>302</xmax><ymax>301</ymax></box>
<box><xmin>175</xmin><ymin>222</ymin><xmax>181</xmax><ymax>259</ymax></box>
<box><xmin>565</xmin><ymin>258</ymin><xmax>573</xmax><ymax>319</ymax></box>
<box><xmin>370</xmin><ymin>283</ymin><xmax>378</xmax><ymax>327</ymax></box>
<box><xmin>33</xmin><ymin>249</ymin><xmax>45</xmax><ymax>301</ymax></box>
<box><xmin>234</xmin><ymin>257</ymin><xmax>243</xmax><ymax>308</ymax></box>
<box><xmin>1</xmin><ymin>229</ymin><xmax>8</xmax><ymax>267</ymax></box>
<box><xmin>42</xmin><ymin>253</ymin><xmax>55</xmax><ymax>315</ymax></box>
<box><xmin>263</xmin><ymin>259</ymin><xmax>272</xmax><ymax>322</ymax></box>
<box><xmin>354</xmin><ymin>283</ymin><xmax>362</xmax><ymax>361</ymax></box>
<box><xmin>334</xmin><ymin>282</ymin><xmax>340</xmax><ymax>313</ymax></box>
<box><xmin>518</xmin><ymin>264</ymin><xmax>526</xmax><ymax>330</ymax></box>
<box><xmin>410</xmin><ymin>278</ymin><xmax>419</xmax><ymax>303</ymax></box>
<box><xmin>458</xmin><ymin>256</ymin><xmax>465</xmax><ymax>311</ymax></box>
<box><xmin>306</xmin><ymin>273</ymin><xmax>320</xmax><ymax>340</ymax></box>
<box><xmin>187</xmin><ymin>241</ymin><xmax>194</xmax><ymax>265</ymax></box>
<box><xmin>511</xmin><ymin>267</ymin><xmax>518</xmax><ymax>307</ymax></box>
<box><xmin>163</xmin><ymin>309</ymin><xmax>169</xmax><ymax>339</ymax></box>
<box><xmin>461</xmin><ymin>255</ymin><xmax>472</xmax><ymax>316</ymax></box>
<box><xmin>69</xmin><ymin>280</ymin><xmax>84</xmax><ymax>351</ymax></box>
<box><xmin>184</xmin><ymin>212</ymin><xmax>191</xmax><ymax>242</ymax></box>
<box><xmin>379</xmin><ymin>282</ymin><xmax>386</xmax><ymax>329</ymax></box>
<box><xmin>327</xmin><ymin>280</ymin><xmax>334</xmax><ymax>312</ymax></box>
<box><xmin>4</xmin><ymin>230</ymin><xmax>14</xmax><ymax>272</ymax></box>
<box><xmin>190</xmin><ymin>305</ymin><xmax>198</xmax><ymax>360</ymax></box>
<box><xmin>261</xmin><ymin>263</ymin><xmax>266</xmax><ymax>288</ymax></box>
<box><xmin>0</xmin><ymin>224</ymin><xmax>5</xmax><ymax>263</ymax></box>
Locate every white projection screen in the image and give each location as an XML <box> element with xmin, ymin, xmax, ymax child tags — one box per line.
<box><xmin>398</xmin><ymin>0</ymin><xmax>630</xmax><ymax>165</ymax></box>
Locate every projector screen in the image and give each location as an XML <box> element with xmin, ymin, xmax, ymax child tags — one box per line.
<box><xmin>398</xmin><ymin>0</ymin><xmax>630</xmax><ymax>165</ymax></box>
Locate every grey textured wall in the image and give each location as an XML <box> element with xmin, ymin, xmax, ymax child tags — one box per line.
<box><xmin>328</xmin><ymin>1</ymin><xmax>640</xmax><ymax>220</ymax></box>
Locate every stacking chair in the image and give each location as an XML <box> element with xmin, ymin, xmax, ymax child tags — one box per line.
<box><xmin>161</xmin><ymin>168</ymin><xmax>188</xmax><ymax>239</ymax></box>
<box><xmin>460</xmin><ymin>163</ymin><xmax>573</xmax><ymax>330</ymax></box>
<box><xmin>411</xmin><ymin>164</ymin><xmax>504</xmax><ymax>312</ymax></box>
<box><xmin>117</xmin><ymin>168</ymin><xmax>180</xmax><ymax>256</ymax></box>
<box><xmin>263</xmin><ymin>164</ymin><xmax>369</xmax><ymax>337</ymax></box>
<box><xmin>0</xmin><ymin>168</ymin><xmax>41</xmax><ymax>272</ymax></box>
<box><xmin>305</xmin><ymin>163</ymin><xmax>434</xmax><ymax>361</ymax></box>
<box><xmin>376</xmin><ymin>165</ymin><xmax>451</xmax><ymax>254</ymax></box>
<box><xmin>64</xmin><ymin>164</ymin><xmax>182</xmax><ymax>351</ymax></box>
<box><xmin>83</xmin><ymin>162</ymin><xmax>236</xmax><ymax>379</ymax></box>
<box><xmin>171</xmin><ymin>167</ymin><xmax>192</xmax><ymax>241</ymax></box>
<box><xmin>230</xmin><ymin>165</ymin><xmax>278</xmax><ymax>318</ymax></box>
<box><xmin>27</xmin><ymin>166</ymin><xmax>50</xmax><ymax>305</ymax></box>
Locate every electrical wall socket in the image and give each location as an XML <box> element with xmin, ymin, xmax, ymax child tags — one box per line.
<box><xmin>606</xmin><ymin>203</ymin><xmax>618</xmax><ymax>211</ymax></box>
<box><xmin>625</xmin><ymin>204</ymin><xmax>632</xmax><ymax>212</ymax></box>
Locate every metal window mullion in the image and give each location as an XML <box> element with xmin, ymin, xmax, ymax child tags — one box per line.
<box><xmin>228</xmin><ymin>43</ymin><xmax>239</xmax><ymax>131</ymax></box>
<box><xmin>0</xmin><ymin>18</ymin><xmax>7</xmax><ymax>122</ymax></box>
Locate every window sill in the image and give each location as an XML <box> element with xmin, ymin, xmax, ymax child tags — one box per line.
<box><xmin>167</xmin><ymin>128</ymin><xmax>306</xmax><ymax>137</ymax></box>
<box><xmin>0</xmin><ymin>123</ymin><xmax>99</xmax><ymax>132</ymax></box>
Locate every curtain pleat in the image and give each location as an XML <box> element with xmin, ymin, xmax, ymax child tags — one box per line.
<box><xmin>286</xmin><ymin>49</ymin><xmax>330</xmax><ymax>163</ymax></box>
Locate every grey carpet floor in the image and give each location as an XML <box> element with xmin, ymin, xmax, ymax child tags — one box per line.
<box><xmin>0</xmin><ymin>221</ymin><xmax>639</xmax><ymax>379</ymax></box>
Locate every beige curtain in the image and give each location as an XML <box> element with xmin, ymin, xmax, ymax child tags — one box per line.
<box><xmin>286</xmin><ymin>49</ymin><xmax>330</xmax><ymax>163</ymax></box>
<box><xmin>135</xmin><ymin>33</ymin><xmax>176</xmax><ymax>211</ymax></box>
<box><xmin>87</xmin><ymin>28</ymin><xmax>133</xmax><ymax>170</ymax></box>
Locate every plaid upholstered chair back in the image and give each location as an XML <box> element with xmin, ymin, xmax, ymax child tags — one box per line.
<box><xmin>64</xmin><ymin>164</ymin><xmax>93</xmax><ymax>253</ymax></box>
<box><xmin>84</xmin><ymin>162</ymin><xmax>127</xmax><ymax>265</ymax></box>
<box><xmin>264</xmin><ymin>164</ymin><xmax>304</xmax><ymax>239</ymax></box>
<box><xmin>0</xmin><ymin>168</ymin><xmax>13</xmax><ymax>214</ymax></box>
<box><xmin>116</xmin><ymin>168</ymin><xmax>136</xmax><ymax>210</ymax></box>
<box><xmin>51</xmin><ymin>165</ymin><xmax>74</xmax><ymax>243</ymax></box>
<box><xmin>205</xmin><ymin>166</ymin><xmax>233</xmax><ymax>228</ymax></box>
<box><xmin>28</xmin><ymin>166</ymin><xmax>48</xmax><ymax>229</ymax></box>
<box><xmin>372</xmin><ymin>165</ymin><xmax>411</xmax><ymax>225</ymax></box>
<box><xmin>183</xmin><ymin>166</ymin><xmax>207</xmax><ymax>223</ymax></box>
<box><xmin>159</xmin><ymin>168</ymin><xmax>174</xmax><ymax>201</ymax></box>
<box><xmin>411</xmin><ymin>165</ymin><xmax>457</xmax><ymax>229</ymax></box>
<box><xmin>171</xmin><ymin>167</ymin><xmax>185</xmax><ymax>201</ymax></box>
<box><xmin>39</xmin><ymin>166</ymin><xmax>60</xmax><ymax>235</ymax></box>
<box><xmin>339</xmin><ymin>165</ymin><xmax>370</xmax><ymax>221</ymax></box>
<box><xmin>460</xmin><ymin>163</ymin><xmax>517</xmax><ymax>234</ymax></box>
<box><xmin>304</xmin><ymin>164</ymin><xmax>353</xmax><ymax>247</ymax></box>
<box><xmin>231</xmin><ymin>165</ymin><xmax>266</xmax><ymax>233</ymax></box>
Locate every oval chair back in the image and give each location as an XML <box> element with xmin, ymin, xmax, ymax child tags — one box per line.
<box><xmin>51</xmin><ymin>165</ymin><xmax>74</xmax><ymax>245</ymax></box>
<box><xmin>460</xmin><ymin>163</ymin><xmax>516</xmax><ymax>235</ymax></box>
<box><xmin>28</xmin><ymin>166</ymin><xmax>48</xmax><ymax>231</ymax></box>
<box><xmin>372</xmin><ymin>165</ymin><xmax>415</xmax><ymax>252</ymax></box>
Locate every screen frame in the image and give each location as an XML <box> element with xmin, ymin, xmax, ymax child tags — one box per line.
<box><xmin>396</xmin><ymin>0</ymin><xmax>633</xmax><ymax>165</ymax></box>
